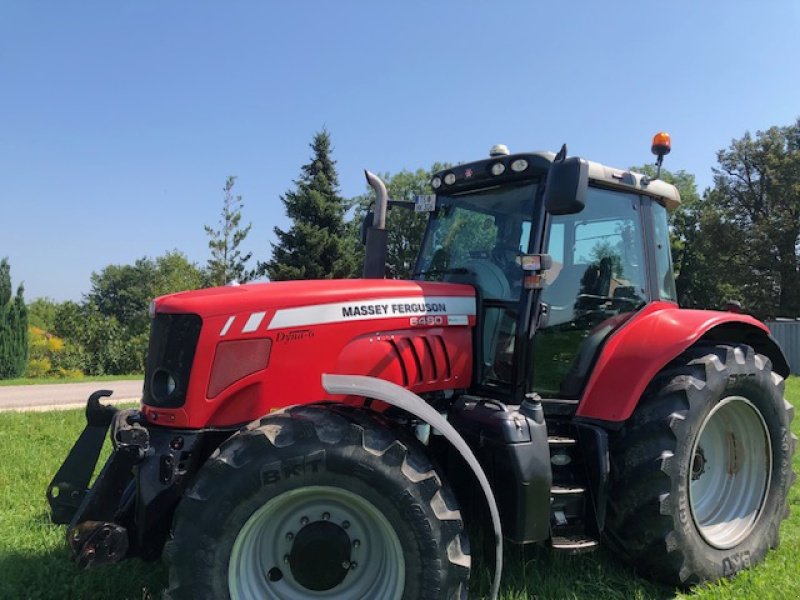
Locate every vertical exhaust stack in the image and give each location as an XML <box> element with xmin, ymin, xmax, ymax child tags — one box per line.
<box><xmin>363</xmin><ymin>170</ymin><xmax>389</xmax><ymax>278</ymax></box>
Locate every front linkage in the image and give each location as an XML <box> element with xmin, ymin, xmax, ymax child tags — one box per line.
<box><xmin>47</xmin><ymin>391</ymin><xmax>231</xmax><ymax>568</ymax></box>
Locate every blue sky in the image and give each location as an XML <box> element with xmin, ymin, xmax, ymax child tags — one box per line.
<box><xmin>2</xmin><ymin>1</ymin><xmax>799</xmax><ymax>301</ymax></box>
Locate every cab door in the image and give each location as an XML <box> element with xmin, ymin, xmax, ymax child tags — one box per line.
<box><xmin>530</xmin><ymin>187</ymin><xmax>650</xmax><ymax>398</ymax></box>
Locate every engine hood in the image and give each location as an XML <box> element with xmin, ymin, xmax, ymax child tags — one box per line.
<box><xmin>146</xmin><ymin>279</ymin><xmax>478</xmax><ymax>428</ymax></box>
<box><xmin>154</xmin><ymin>279</ymin><xmax>476</xmax><ymax>319</ymax></box>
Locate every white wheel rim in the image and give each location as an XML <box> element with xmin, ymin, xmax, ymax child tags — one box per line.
<box><xmin>228</xmin><ymin>486</ymin><xmax>405</xmax><ymax>600</ymax></box>
<box><xmin>688</xmin><ymin>396</ymin><xmax>772</xmax><ymax>549</ymax></box>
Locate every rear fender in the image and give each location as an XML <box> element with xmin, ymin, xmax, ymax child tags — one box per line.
<box><xmin>575</xmin><ymin>302</ymin><xmax>789</xmax><ymax>422</ymax></box>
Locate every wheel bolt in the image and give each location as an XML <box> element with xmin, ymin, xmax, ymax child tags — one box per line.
<box><xmin>285</xmin><ymin>532</ymin><xmax>294</xmax><ymax>541</ymax></box>
<box><xmin>353</xmin><ymin>539</ymin><xmax>360</xmax><ymax>548</ymax></box>
<box><xmin>300</xmin><ymin>516</ymin><xmax>309</xmax><ymax>525</ymax></box>
<box><xmin>322</xmin><ymin>512</ymin><xmax>330</xmax><ymax>521</ymax></box>
<box><xmin>350</xmin><ymin>561</ymin><xmax>358</xmax><ymax>570</ymax></box>
<box><xmin>342</xmin><ymin>520</ymin><xmax>350</xmax><ymax>529</ymax></box>
<box><xmin>283</xmin><ymin>554</ymin><xmax>289</xmax><ymax>564</ymax></box>
<box><xmin>341</xmin><ymin>560</ymin><xmax>350</xmax><ymax>569</ymax></box>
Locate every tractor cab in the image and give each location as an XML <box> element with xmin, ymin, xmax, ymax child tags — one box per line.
<box><xmin>411</xmin><ymin>142</ymin><xmax>681</xmax><ymax>403</ymax></box>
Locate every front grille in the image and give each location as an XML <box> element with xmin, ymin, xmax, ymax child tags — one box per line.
<box><xmin>143</xmin><ymin>313</ymin><xmax>202</xmax><ymax>408</ymax></box>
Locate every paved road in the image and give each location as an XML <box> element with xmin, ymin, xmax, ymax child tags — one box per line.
<box><xmin>0</xmin><ymin>379</ymin><xmax>144</xmax><ymax>412</ymax></box>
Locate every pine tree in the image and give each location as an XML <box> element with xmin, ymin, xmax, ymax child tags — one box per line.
<box><xmin>205</xmin><ymin>176</ymin><xmax>254</xmax><ymax>286</ymax></box>
<box><xmin>260</xmin><ymin>130</ymin><xmax>357</xmax><ymax>280</ymax></box>
<box><xmin>0</xmin><ymin>258</ymin><xmax>28</xmax><ymax>379</ymax></box>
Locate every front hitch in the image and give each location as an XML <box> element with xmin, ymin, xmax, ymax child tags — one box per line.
<box><xmin>47</xmin><ymin>390</ymin><xmax>118</xmax><ymax>524</ymax></box>
<box><xmin>49</xmin><ymin>390</ymin><xmax>233</xmax><ymax>568</ymax></box>
<box><xmin>48</xmin><ymin>390</ymin><xmax>152</xmax><ymax>567</ymax></box>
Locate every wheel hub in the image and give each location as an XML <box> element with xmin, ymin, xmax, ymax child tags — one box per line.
<box><xmin>228</xmin><ymin>486</ymin><xmax>405</xmax><ymax>600</ymax></box>
<box><xmin>288</xmin><ymin>521</ymin><xmax>351</xmax><ymax>591</ymax></box>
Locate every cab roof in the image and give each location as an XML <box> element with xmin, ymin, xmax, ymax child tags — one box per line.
<box><xmin>433</xmin><ymin>150</ymin><xmax>681</xmax><ymax>210</ymax></box>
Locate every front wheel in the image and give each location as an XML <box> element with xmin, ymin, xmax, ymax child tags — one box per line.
<box><xmin>605</xmin><ymin>344</ymin><xmax>795</xmax><ymax>586</ymax></box>
<box><xmin>164</xmin><ymin>404</ymin><xmax>470</xmax><ymax>600</ymax></box>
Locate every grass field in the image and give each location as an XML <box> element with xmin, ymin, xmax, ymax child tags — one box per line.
<box><xmin>0</xmin><ymin>374</ymin><xmax>142</xmax><ymax>387</ymax></box>
<box><xmin>1</xmin><ymin>382</ymin><xmax>798</xmax><ymax>599</ymax></box>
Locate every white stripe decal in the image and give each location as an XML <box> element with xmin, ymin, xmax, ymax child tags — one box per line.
<box><xmin>220</xmin><ymin>316</ymin><xmax>236</xmax><ymax>337</ymax></box>
<box><xmin>267</xmin><ymin>296</ymin><xmax>476</xmax><ymax>330</ymax></box>
<box><xmin>242</xmin><ymin>311</ymin><xmax>266</xmax><ymax>333</ymax></box>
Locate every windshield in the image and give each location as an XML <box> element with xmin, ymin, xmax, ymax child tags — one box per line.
<box><xmin>413</xmin><ymin>183</ymin><xmax>537</xmax><ymax>301</ymax></box>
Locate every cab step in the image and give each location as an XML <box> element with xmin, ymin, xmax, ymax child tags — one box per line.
<box><xmin>547</xmin><ymin>435</ymin><xmax>577</xmax><ymax>446</ymax></box>
<box><xmin>550</xmin><ymin>484</ymin><xmax>585</xmax><ymax>495</ymax></box>
<box><xmin>551</xmin><ymin>535</ymin><xmax>600</xmax><ymax>553</ymax></box>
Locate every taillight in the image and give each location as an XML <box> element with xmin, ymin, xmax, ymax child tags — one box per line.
<box><xmin>207</xmin><ymin>339</ymin><xmax>272</xmax><ymax>398</ymax></box>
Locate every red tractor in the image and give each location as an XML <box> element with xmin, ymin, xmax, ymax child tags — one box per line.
<box><xmin>49</xmin><ymin>135</ymin><xmax>795</xmax><ymax>599</ymax></box>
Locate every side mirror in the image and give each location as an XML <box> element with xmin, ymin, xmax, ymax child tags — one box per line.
<box><xmin>543</xmin><ymin>145</ymin><xmax>588</xmax><ymax>216</ymax></box>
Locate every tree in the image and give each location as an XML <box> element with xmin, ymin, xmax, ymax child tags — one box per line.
<box><xmin>87</xmin><ymin>251</ymin><xmax>203</xmax><ymax>337</ymax></box>
<box><xmin>79</xmin><ymin>251</ymin><xmax>203</xmax><ymax>374</ymax></box>
<box><xmin>204</xmin><ymin>176</ymin><xmax>254</xmax><ymax>286</ymax></box>
<box><xmin>27</xmin><ymin>297</ymin><xmax>59</xmax><ymax>331</ymax></box>
<box><xmin>87</xmin><ymin>258</ymin><xmax>158</xmax><ymax>336</ymax></box>
<box><xmin>260</xmin><ymin>129</ymin><xmax>356</xmax><ymax>280</ymax></box>
<box><xmin>154</xmin><ymin>251</ymin><xmax>205</xmax><ymax>297</ymax></box>
<box><xmin>348</xmin><ymin>165</ymin><xmax>450</xmax><ymax>279</ymax></box>
<box><xmin>0</xmin><ymin>258</ymin><xmax>29</xmax><ymax>379</ymax></box>
<box><xmin>51</xmin><ymin>300</ymin><xmax>144</xmax><ymax>376</ymax></box>
<box><xmin>707</xmin><ymin>120</ymin><xmax>800</xmax><ymax>317</ymax></box>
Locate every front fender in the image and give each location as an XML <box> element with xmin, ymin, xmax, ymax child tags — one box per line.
<box><xmin>321</xmin><ymin>374</ymin><xmax>503</xmax><ymax>600</ymax></box>
<box><xmin>575</xmin><ymin>302</ymin><xmax>788</xmax><ymax>422</ymax></box>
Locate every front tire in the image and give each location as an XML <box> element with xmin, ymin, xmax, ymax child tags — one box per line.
<box><xmin>605</xmin><ymin>344</ymin><xmax>795</xmax><ymax>586</ymax></box>
<box><xmin>164</xmin><ymin>404</ymin><xmax>470</xmax><ymax>599</ymax></box>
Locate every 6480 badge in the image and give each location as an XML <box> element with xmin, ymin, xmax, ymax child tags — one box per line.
<box><xmin>409</xmin><ymin>315</ymin><xmax>444</xmax><ymax>327</ymax></box>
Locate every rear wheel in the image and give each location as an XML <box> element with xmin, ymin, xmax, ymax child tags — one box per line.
<box><xmin>605</xmin><ymin>344</ymin><xmax>795</xmax><ymax>586</ymax></box>
<box><xmin>164</xmin><ymin>404</ymin><xmax>470</xmax><ymax>600</ymax></box>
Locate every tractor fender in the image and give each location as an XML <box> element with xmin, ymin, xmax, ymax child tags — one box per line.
<box><xmin>322</xmin><ymin>373</ymin><xmax>503</xmax><ymax>600</ymax></box>
<box><xmin>575</xmin><ymin>301</ymin><xmax>789</xmax><ymax>423</ymax></box>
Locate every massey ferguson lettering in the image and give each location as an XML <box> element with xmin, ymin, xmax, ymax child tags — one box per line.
<box><xmin>341</xmin><ymin>301</ymin><xmax>447</xmax><ymax>318</ymax></box>
<box><xmin>341</xmin><ymin>304</ymin><xmax>390</xmax><ymax>317</ymax></box>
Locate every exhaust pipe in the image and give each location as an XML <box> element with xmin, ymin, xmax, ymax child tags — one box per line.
<box><xmin>363</xmin><ymin>170</ymin><xmax>389</xmax><ymax>278</ymax></box>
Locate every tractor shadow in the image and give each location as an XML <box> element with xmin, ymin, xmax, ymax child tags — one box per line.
<box><xmin>0</xmin><ymin>537</ymin><xmax>166</xmax><ymax>600</ymax></box>
<box><xmin>470</xmin><ymin>536</ymin><xmax>678</xmax><ymax>600</ymax></box>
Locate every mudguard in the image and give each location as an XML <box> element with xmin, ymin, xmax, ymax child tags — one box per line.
<box><xmin>576</xmin><ymin>301</ymin><xmax>789</xmax><ymax>422</ymax></box>
<box><xmin>321</xmin><ymin>373</ymin><xmax>503</xmax><ymax>600</ymax></box>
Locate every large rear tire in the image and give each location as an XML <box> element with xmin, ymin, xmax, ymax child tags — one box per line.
<box><xmin>164</xmin><ymin>404</ymin><xmax>470</xmax><ymax>600</ymax></box>
<box><xmin>605</xmin><ymin>344</ymin><xmax>795</xmax><ymax>586</ymax></box>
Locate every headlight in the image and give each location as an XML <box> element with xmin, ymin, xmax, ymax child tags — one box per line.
<box><xmin>511</xmin><ymin>159</ymin><xmax>529</xmax><ymax>172</ymax></box>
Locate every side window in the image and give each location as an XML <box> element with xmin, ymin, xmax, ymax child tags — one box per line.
<box><xmin>547</xmin><ymin>222</ymin><xmax>565</xmax><ymax>264</ymax></box>
<box><xmin>651</xmin><ymin>201</ymin><xmax>677</xmax><ymax>302</ymax></box>
<box><xmin>532</xmin><ymin>188</ymin><xmax>647</xmax><ymax>398</ymax></box>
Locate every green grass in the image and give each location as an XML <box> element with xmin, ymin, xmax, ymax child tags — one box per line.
<box><xmin>1</xmin><ymin>383</ymin><xmax>798</xmax><ymax>599</ymax></box>
<box><xmin>0</xmin><ymin>374</ymin><xmax>143</xmax><ymax>386</ymax></box>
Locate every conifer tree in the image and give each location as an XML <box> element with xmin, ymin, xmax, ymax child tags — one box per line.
<box><xmin>205</xmin><ymin>176</ymin><xmax>254</xmax><ymax>286</ymax></box>
<box><xmin>0</xmin><ymin>258</ymin><xmax>28</xmax><ymax>379</ymax></box>
<box><xmin>260</xmin><ymin>130</ymin><xmax>356</xmax><ymax>280</ymax></box>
